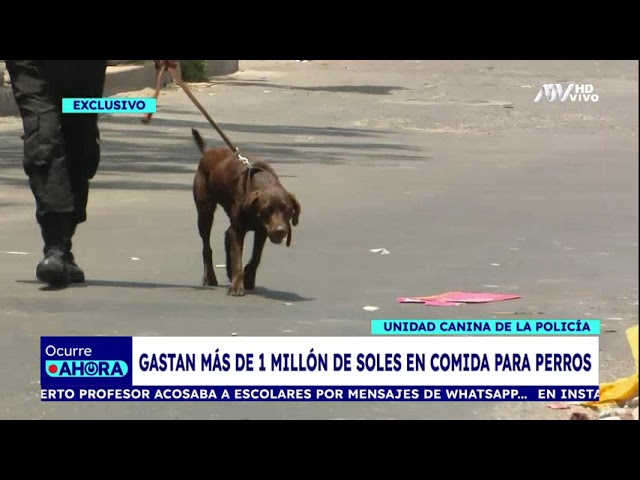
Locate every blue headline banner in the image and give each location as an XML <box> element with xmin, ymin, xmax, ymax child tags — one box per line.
<box><xmin>62</xmin><ymin>98</ymin><xmax>156</xmax><ymax>114</ymax></box>
<box><xmin>40</xmin><ymin>335</ymin><xmax>600</xmax><ymax>402</ymax></box>
<box><xmin>40</xmin><ymin>386</ymin><xmax>601</xmax><ymax>402</ymax></box>
<box><xmin>371</xmin><ymin>319</ymin><xmax>600</xmax><ymax>335</ymax></box>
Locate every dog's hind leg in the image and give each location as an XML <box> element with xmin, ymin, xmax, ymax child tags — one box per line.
<box><xmin>194</xmin><ymin>174</ymin><xmax>217</xmax><ymax>287</ymax></box>
<box><xmin>197</xmin><ymin>203</ymin><xmax>217</xmax><ymax>286</ymax></box>
<box><xmin>224</xmin><ymin>227</ymin><xmax>233</xmax><ymax>282</ymax></box>
<box><xmin>244</xmin><ymin>229</ymin><xmax>267</xmax><ymax>291</ymax></box>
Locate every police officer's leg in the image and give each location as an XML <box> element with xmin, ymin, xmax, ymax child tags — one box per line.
<box><xmin>60</xmin><ymin>112</ymin><xmax>101</xmax><ymax>283</ymax></box>
<box><xmin>5</xmin><ymin>60</ymin><xmax>74</xmax><ymax>287</ymax></box>
<box><xmin>55</xmin><ymin>61</ymin><xmax>107</xmax><ymax>283</ymax></box>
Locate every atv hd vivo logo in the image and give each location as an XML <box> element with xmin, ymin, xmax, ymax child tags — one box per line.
<box><xmin>534</xmin><ymin>84</ymin><xmax>599</xmax><ymax>103</ymax></box>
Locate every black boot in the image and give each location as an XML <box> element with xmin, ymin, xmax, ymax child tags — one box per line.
<box><xmin>64</xmin><ymin>229</ymin><xmax>85</xmax><ymax>283</ymax></box>
<box><xmin>36</xmin><ymin>213</ymin><xmax>73</xmax><ymax>287</ymax></box>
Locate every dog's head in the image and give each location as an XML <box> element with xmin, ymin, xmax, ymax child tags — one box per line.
<box><xmin>244</xmin><ymin>188</ymin><xmax>301</xmax><ymax>246</ymax></box>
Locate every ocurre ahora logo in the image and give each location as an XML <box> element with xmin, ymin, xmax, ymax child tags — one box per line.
<box><xmin>46</xmin><ymin>360</ymin><xmax>129</xmax><ymax>378</ymax></box>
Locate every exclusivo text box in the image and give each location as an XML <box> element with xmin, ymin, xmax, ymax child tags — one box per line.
<box><xmin>62</xmin><ymin>98</ymin><xmax>156</xmax><ymax>114</ymax></box>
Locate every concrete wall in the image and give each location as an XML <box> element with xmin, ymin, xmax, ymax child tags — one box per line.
<box><xmin>108</xmin><ymin>60</ymin><xmax>240</xmax><ymax>76</ymax></box>
<box><xmin>0</xmin><ymin>61</ymin><xmax>18</xmax><ymax>116</ymax></box>
<box><xmin>102</xmin><ymin>62</ymin><xmax>170</xmax><ymax>96</ymax></box>
<box><xmin>206</xmin><ymin>60</ymin><xmax>239</xmax><ymax>77</ymax></box>
<box><xmin>108</xmin><ymin>60</ymin><xmax>239</xmax><ymax>76</ymax></box>
<box><xmin>103</xmin><ymin>61</ymin><xmax>239</xmax><ymax>95</ymax></box>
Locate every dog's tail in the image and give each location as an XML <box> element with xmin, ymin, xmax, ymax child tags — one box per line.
<box><xmin>192</xmin><ymin>128</ymin><xmax>206</xmax><ymax>154</ymax></box>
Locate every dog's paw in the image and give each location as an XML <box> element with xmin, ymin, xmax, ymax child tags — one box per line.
<box><xmin>202</xmin><ymin>275</ymin><xmax>218</xmax><ymax>287</ymax></box>
<box><xmin>227</xmin><ymin>284</ymin><xmax>245</xmax><ymax>297</ymax></box>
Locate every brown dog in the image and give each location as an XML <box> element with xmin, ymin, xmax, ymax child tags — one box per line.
<box><xmin>191</xmin><ymin>128</ymin><xmax>301</xmax><ymax>296</ymax></box>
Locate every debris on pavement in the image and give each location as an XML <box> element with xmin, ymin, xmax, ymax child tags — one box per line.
<box><xmin>547</xmin><ymin>402</ymin><xmax>570</xmax><ymax>410</ymax></box>
<box><xmin>397</xmin><ymin>292</ymin><xmax>522</xmax><ymax>307</ymax></box>
<box><xmin>396</xmin><ymin>297</ymin><xmax>429</xmax><ymax>304</ymax></box>
<box><xmin>1</xmin><ymin>251</ymin><xmax>29</xmax><ymax>255</ymax></box>
<box><xmin>215</xmin><ymin>264</ymin><xmax>226</xmax><ymax>268</ymax></box>
<box><xmin>562</xmin><ymin>324</ymin><xmax>639</xmax><ymax>420</ymax></box>
<box><xmin>490</xmin><ymin>311</ymin><xmax>529</xmax><ymax>315</ymax></box>
<box><xmin>369</xmin><ymin>248</ymin><xmax>390</xmax><ymax>255</ymax></box>
<box><xmin>131</xmin><ymin>257</ymin><xmax>140</xmax><ymax>261</ymax></box>
<box><xmin>570</xmin><ymin>411</ymin><xmax>591</xmax><ymax>420</ymax></box>
<box><xmin>363</xmin><ymin>306</ymin><xmax>380</xmax><ymax>312</ymax></box>
<box><xmin>582</xmin><ymin>324</ymin><xmax>638</xmax><ymax>409</ymax></box>
<box><xmin>231</xmin><ymin>332</ymin><xmax>238</xmax><ymax>336</ymax></box>
<box><xmin>598</xmin><ymin>408</ymin><xmax>633</xmax><ymax>419</ymax></box>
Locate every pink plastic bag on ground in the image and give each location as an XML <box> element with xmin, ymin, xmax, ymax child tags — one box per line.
<box><xmin>397</xmin><ymin>292</ymin><xmax>521</xmax><ymax>306</ymax></box>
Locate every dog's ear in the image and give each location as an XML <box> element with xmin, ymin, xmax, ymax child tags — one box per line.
<box><xmin>288</xmin><ymin>193</ymin><xmax>301</xmax><ymax>226</ymax></box>
<box><xmin>243</xmin><ymin>190</ymin><xmax>262</xmax><ymax>213</ymax></box>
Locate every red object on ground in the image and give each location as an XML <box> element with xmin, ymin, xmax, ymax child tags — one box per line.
<box><xmin>397</xmin><ymin>292</ymin><xmax>522</xmax><ymax>306</ymax></box>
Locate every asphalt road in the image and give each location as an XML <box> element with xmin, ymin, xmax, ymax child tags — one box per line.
<box><xmin>0</xmin><ymin>60</ymin><xmax>637</xmax><ymax>420</ymax></box>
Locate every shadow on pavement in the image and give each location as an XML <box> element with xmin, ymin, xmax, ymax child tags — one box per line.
<box><xmin>15</xmin><ymin>279</ymin><xmax>314</xmax><ymax>302</ymax></box>
<box><xmin>0</xmin><ymin>114</ymin><xmax>426</xmax><ymax>191</ymax></box>
<box><xmin>211</xmin><ymin>80</ymin><xmax>407</xmax><ymax>96</ymax></box>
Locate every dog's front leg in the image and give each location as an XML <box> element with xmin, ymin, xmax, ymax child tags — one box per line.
<box><xmin>244</xmin><ymin>228</ymin><xmax>268</xmax><ymax>291</ymax></box>
<box><xmin>227</xmin><ymin>226</ymin><xmax>247</xmax><ymax>296</ymax></box>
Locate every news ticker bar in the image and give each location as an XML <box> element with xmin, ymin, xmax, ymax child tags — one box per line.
<box><xmin>40</xmin><ymin>386</ymin><xmax>601</xmax><ymax>402</ymax></box>
<box><xmin>371</xmin><ymin>319</ymin><xmax>600</xmax><ymax>335</ymax></box>
<box><xmin>61</xmin><ymin>98</ymin><xmax>156</xmax><ymax>114</ymax></box>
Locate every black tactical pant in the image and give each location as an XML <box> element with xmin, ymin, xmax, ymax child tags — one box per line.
<box><xmin>6</xmin><ymin>60</ymin><xmax>108</xmax><ymax>228</ymax></box>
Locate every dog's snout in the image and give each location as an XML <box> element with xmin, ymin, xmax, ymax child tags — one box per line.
<box><xmin>272</xmin><ymin>225</ymin><xmax>287</xmax><ymax>239</ymax></box>
<box><xmin>268</xmin><ymin>224</ymin><xmax>288</xmax><ymax>244</ymax></box>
